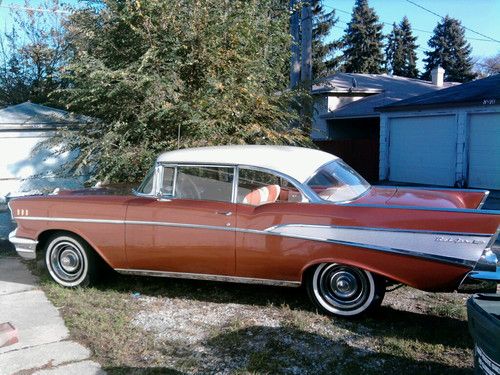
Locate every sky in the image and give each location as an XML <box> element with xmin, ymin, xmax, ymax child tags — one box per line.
<box><xmin>1</xmin><ymin>0</ymin><xmax>499</xmax><ymax>72</ymax></box>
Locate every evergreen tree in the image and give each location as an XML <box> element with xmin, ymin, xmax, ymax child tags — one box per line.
<box><xmin>385</xmin><ymin>17</ymin><xmax>418</xmax><ymax>78</ymax></box>
<box><xmin>342</xmin><ymin>0</ymin><xmax>385</xmax><ymax>74</ymax></box>
<box><xmin>312</xmin><ymin>1</ymin><xmax>341</xmax><ymax>78</ymax></box>
<box><xmin>422</xmin><ymin>16</ymin><xmax>475</xmax><ymax>82</ymax></box>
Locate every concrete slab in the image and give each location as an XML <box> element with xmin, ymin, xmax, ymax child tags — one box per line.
<box><xmin>0</xmin><ymin>289</ymin><xmax>68</xmax><ymax>354</ymax></box>
<box><xmin>0</xmin><ymin>257</ymin><xmax>37</xmax><ymax>295</ymax></box>
<box><xmin>0</xmin><ymin>341</ymin><xmax>90</xmax><ymax>375</ymax></box>
<box><xmin>34</xmin><ymin>360</ymin><xmax>106</xmax><ymax>375</ymax></box>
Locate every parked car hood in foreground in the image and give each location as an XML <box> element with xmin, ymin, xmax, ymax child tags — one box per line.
<box><xmin>353</xmin><ymin>187</ymin><xmax>488</xmax><ymax>209</ymax></box>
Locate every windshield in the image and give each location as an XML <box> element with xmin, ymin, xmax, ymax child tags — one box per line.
<box><xmin>306</xmin><ymin>160</ymin><xmax>371</xmax><ymax>203</ymax></box>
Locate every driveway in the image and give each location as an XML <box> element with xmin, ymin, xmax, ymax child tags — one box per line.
<box><xmin>0</xmin><ymin>244</ymin><xmax>105</xmax><ymax>373</ymax></box>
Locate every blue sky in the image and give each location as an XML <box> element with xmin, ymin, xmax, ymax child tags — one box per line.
<box><xmin>323</xmin><ymin>0</ymin><xmax>500</xmax><ymax>69</ymax></box>
<box><xmin>1</xmin><ymin>0</ymin><xmax>499</xmax><ymax>71</ymax></box>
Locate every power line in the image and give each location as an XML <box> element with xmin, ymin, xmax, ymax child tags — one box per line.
<box><xmin>323</xmin><ymin>4</ymin><xmax>496</xmax><ymax>43</ymax></box>
<box><xmin>405</xmin><ymin>0</ymin><xmax>500</xmax><ymax>43</ymax></box>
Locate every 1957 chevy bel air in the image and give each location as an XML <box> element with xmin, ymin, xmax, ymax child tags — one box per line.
<box><xmin>8</xmin><ymin>146</ymin><xmax>500</xmax><ymax>317</ymax></box>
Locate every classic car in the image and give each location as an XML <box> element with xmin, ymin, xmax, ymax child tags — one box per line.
<box><xmin>8</xmin><ymin>145</ymin><xmax>500</xmax><ymax>317</ymax></box>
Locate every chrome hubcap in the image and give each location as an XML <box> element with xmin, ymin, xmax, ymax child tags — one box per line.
<box><xmin>316</xmin><ymin>264</ymin><xmax>370</xmax><ymax>312</ymax></box>
<box><xmin>48</xmin><ymin>240</ymin><xmax>86</xmax><ymax>283</ymax></box>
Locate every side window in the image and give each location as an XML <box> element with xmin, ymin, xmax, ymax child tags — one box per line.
<box><xmin>175</xmin><ymin>166</ymin><xmax>234</xmax><ymax>202</ymax></box>
<box><xmin>237</xmin><ymin>168</ymin><xmax>304</xmax><ymax>206</ymax></box>
<box><xmin>160</xmin><ymin>166</ymin><xmax>175</xmax><ymax>196</ymax></box>
<box><xmin>136</xmin><ymin>167</ymin><xmax>155</xmax><ymax>194</ymax></box>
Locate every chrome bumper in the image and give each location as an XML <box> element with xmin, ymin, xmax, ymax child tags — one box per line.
<box><xmin>466</xmin><ymin>228</ymin><xmax>500</xmax><ymax>283</ymax></box>
<box><xmin>8</xmin><ymin>229</ymin><xmax>38</xmax><ymax>260</ymax></box>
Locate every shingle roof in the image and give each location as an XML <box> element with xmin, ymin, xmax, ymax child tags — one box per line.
<box><xmin>312</xmin><ymin>73</ymin><xmax>457</xmax><ymax>119</ymax></box>
<box><xmin>377</xmin><ymin>74</ymin><xmax>500</xmax><ymax>112</ymax></box>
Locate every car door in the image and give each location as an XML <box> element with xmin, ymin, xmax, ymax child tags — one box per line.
<box><xmin>125</xmin><ymin>164</ymin><xmax>236</xmax><ymax>276</ymax></box>
<box><xmin>235</xmin><ymin>167</ymin><xmax>309</xmax><ymax>281</ymax></box>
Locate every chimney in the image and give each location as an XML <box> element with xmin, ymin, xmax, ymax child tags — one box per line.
<box><xmin>431</xmin><ymin>66</ymin><xmax>445</xmax><ymax>87</ymax></box>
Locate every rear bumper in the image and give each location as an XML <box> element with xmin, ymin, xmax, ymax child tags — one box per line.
<box><xmin>460</xmin><ymin>228</ymin><xmax>500</xmax><ymax>288</ymax></box>
<box><xmin>8</xmin><ymin>229</ymin><xmax>38</xmax><ymax>260</ymax></box>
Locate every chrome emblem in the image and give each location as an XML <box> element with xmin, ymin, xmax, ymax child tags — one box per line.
<box><xmin>435</xmin><ymin>236</ymin><xmax>485</xmax><ymax>245</ymax></box>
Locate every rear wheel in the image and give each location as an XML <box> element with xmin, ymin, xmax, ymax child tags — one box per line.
<box><xmin>306</xmin><ymin>263</ymin><xmax>385</xmax><ymax>317</ymax></box>
<box><xmin>44</xmin><ymin>233</ymin><xmax>98</xmax><ymax>287</ymax></box>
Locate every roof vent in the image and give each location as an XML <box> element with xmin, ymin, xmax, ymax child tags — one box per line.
<box><xmin>431</xmin><ymin>66</ymin><xmax>445</xmax><ymax>87</ymax></box>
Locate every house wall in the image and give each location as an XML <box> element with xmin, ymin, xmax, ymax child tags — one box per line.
<box><xmin>379</xmin><ymin>104</ymin><xmax>500</xmax><ymax>187</ymax></box>
<box><xmin>0</xmin><ymin>129</ymin><xmax>86</xmax><ymax>199</ymax></box>
<box><xmin>312</xmin><ymin>94</ymin><xmax>370</xmax><ymax>140</ymax></box>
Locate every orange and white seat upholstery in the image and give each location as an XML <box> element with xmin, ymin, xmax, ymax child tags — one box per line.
<box><xmin>243</xmin><ymin>185</ymin><xmax>281</xmax><ymax>206</ymax></box>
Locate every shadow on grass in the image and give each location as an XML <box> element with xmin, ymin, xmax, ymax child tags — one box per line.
<box><xmin>91</xmin><ymin>270</ymin><xmax>472</xmax><ymax>351</ymax></box>
<box><xmin>103</xmin><ymin>325</ymin><xmax>472</xmax><ymax>375</ymax></box>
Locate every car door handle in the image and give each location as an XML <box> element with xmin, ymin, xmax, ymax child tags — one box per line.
<box><xmin>216</xmin><ymin>211</ymin><xmax>233</xmax><ymax>216</ymax></box>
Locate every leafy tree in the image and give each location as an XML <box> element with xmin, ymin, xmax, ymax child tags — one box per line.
<box><xmin>0</xmin><ymin>0</ymin><xmax>67</xmax><ymax>106</ymax></box>
<box><xmin>385</xmin><ymin>17</ymin><xmax>418</xmax><ymax>78</ymax></box>
<box><xmin>473</xmin><ymin>53</ymin><xmax>500</xmax><ymax>78</ymax></box>
<box><xmin>422</xmin><ymin>16</ymin><xmax>475</xmax><ymax>82</ymax></box>
<box><xmin>342</xmin><ymin>0</ymin><xmax>385</xmax><ymax>74</ymax></box>
<box><xmin>59</xmin><ymin>0</ymin><xmax>312</xmax><ymax>182</ymax></box>
<box><xmin>312</xmin><ymin>1</ymin><xmax>341</xmax><ymax>78</ymax></box>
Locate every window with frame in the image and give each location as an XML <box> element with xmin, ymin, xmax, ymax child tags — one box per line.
<box><xmin>160</xmin><ymin>166</ymin><xmax>175</xmax><ymax>196</ymax></box>
<box><xmin>237</xmin><ymin>168</ymin><xmax>304</xmax><ymax>206</ymax></box>
<box><xmin>136</xmin><ymin>167</ymin><xmax>155</xmax><ymax>195</ymax></box>
<box><xmin>175</xmin><ymin>166</ymin><xmax>234</xmax><ymax>202</ymax></box>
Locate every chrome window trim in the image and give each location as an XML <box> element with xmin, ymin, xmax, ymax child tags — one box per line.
<box><xmin>235</xmin><ymin>164</ymin><xmax>317</xmax><ymax>204</ymax></box>
<box><xmin>114</xmin><ymin>268</ymin><xmax>301</xmax><ymax>287</ymax></box>
<box><xmin>303</xmin><ymin>159</ymin><xmax>372</xmax><ymax>204</ymax></box>
<box><xmin>156</xmin><ymin>163</ymin><xmax>237</xmax><ymax>203</ymax></box>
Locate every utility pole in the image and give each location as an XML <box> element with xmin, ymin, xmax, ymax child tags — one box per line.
<box><xmin>300</xmin><ymin>1</ymin><xmax>312</xmax><ymax>87</ymax></box>
<box><xmin>300</xmin><ymin>1</ymin><xmax>313</xmax><ymax>133</ymax></box>
<box><xmin>289</xmin><ymin>0</ymin><xmax>300</xmax><ymax>89</ymax></box>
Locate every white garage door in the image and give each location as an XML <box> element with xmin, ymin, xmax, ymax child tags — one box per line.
<box><xmin>389</xmin><ymin>115</ymin><xmax>457</xmax><ymax>186</ymax></box>
<box><xmin>468</xmin><ymin>113</ymin><xmax>500</xmax><ymax>189</ymax></box>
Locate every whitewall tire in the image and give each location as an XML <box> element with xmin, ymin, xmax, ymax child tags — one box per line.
<box><xmin>44</xmin><ymin>234</ymin><xmax>97</xmax><ymax>287</ymax></box>
<box><xmin>306</xmin><ymin>263</ymin><xmax>385</xmax><ymax>317</ymax></box>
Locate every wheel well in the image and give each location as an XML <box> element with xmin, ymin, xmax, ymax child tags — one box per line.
<box><xmin>37</xmin><ymin>230</ymin><xmax>97</xmax><ymax>261</ymax></box>
<box><xmin>301</xmin><ymin>261</ymin><xmax>389</xmax><ymax>287</ymax></box>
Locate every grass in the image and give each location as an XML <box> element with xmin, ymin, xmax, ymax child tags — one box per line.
<box><xmin>21</xmin><ymin>259</ymin><xmax>477</xmax><ymax>375</ymax></box>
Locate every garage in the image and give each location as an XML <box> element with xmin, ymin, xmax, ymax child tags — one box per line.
<box><xmin>388</xmin><ymin>115</ymin><xmax>457</xmax><ymax>186</ymax></box>
<box><xmin>0</xmin><ymin>102</ymin><xmax>90</xmax><ymax>200</ymax></box>
<box><xmin>378</xmin><ymin>74</ymin><xmax>500</xmax><ymax>189</ymax></box>
<box><xmin>468</xmin><ymin>112</ymin><xmax>500</xmax><ymax>189</ymax></box>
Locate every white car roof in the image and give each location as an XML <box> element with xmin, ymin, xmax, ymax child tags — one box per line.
<box><xmin>157</xmin><ymin>145</ymin><xmax>338</xmax><ymax>184</ymax></box>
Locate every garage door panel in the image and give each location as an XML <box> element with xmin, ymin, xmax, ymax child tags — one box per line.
<box><xmin>389</xmin><ymin>115</ymin><xmax>456</xmax><ymax>186</ymax></box>
<box><xmin>468</xmin><ymin>113</ymin><xmax>500</xmax><ymax>189</ymax></box>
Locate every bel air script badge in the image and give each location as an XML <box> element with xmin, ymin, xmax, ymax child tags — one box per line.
<box><xmin>435</xmin><ymin>236</ymin><xmax>485</xmax><ymax>245</ymax></box>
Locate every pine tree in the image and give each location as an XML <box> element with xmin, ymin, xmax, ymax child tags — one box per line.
<box><xmin>385</xmin><ymin>17</ymin><xmax>418</xmax><ymax>78</ymax></box>
<box><xmin>422</xmin><ymin>16</ymin><xmax>475</xmax><ymax>82</ymax></box>
<box><xmin>342</xmin><ymin>0</ymin><xmax>385</xmax><ymax>74</ymax></box>
<box><xmin>312</xmin><ymin>1</ymin><xmax>341</xmax><ymax>78</ymax></box>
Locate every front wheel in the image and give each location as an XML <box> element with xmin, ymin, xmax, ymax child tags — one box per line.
<box><xmin>306</xmin><ymin>263</ymin><xmax>385</xmax><ymax>317</ymax></box>
<box><xmin>44</xmin><ymin>233</ymin><xmax>98</xmax><ymax>287</ymax></box>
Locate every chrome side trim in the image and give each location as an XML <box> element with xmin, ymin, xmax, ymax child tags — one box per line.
<box><xmin>337</xmin><ymin>202</ymin><xmax>500</xmax><ymax>215</ymax></box>
<box><xmin>477</xmin><ymin>190</ymin><xmax>490</xmax><ymax>209</ymax></box>
<box><xmin>8</xmin><ymin>229</ymin><xmax>37</xmax><ymax>260</ymax></box>
<box><xmin>15</xmin><ymin>216</ymin><xmax>494</xmax><ymax>267</ymax></box>
<box><xmin>265</xmin><ymin>223</ymin><xmax>492</xmax><ymax>238</ymax></box>
<box><xmin>114</xmin><ymin>268</ymin><xmax>301</xmax><ymax>287</ymax></box>
<box><xmin>380</xmin><ymin>185</ymin><xmax>490</xmax><ymax>193</ymax></box>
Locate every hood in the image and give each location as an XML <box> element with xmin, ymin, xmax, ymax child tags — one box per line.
<box><xmin>353</xmin><ymin>186</ymin><xmax>488</xmax><ymax>209</ymax></box>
